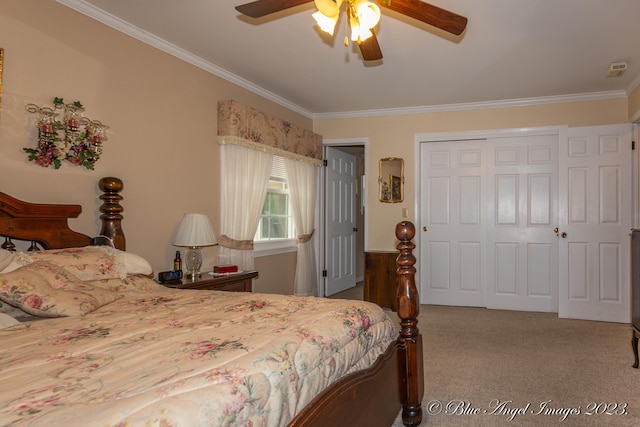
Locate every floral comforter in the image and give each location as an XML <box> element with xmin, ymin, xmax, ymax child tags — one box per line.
<box><xmin>0</xmin><ymin>284</ymin><xmax>397</xmax><ymax>426</ymax></box>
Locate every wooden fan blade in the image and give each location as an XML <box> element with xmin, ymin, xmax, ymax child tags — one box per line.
<box><xmin>359</xmin><ymin>30</ymin><xmax>383</xmax><ymax>61</ymax></box>
<box><xmin>235</xmin><ymin>0</ymin><xmax>313</xmax><ymax>18</ymax></box>
<box><xmin>380</xmin><ymin>0</ymin><xmax>467</xmax><ymax>35</ymax></box>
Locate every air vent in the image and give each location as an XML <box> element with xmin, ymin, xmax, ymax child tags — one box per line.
<box><xmin>607</xmin><ymin>62</ymin><xmax>628</xmax><ymax>77</ymax></box>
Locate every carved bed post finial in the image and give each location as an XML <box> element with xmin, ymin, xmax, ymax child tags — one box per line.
<box><xmin>396</xmin><ymin>220</ymin><xmax>424</xmax><ymax>426</ymax></box>
<box><xmin>99</xmin><ymin>177</ymin><xmax>125</xmax><ymax>250</ymax></box>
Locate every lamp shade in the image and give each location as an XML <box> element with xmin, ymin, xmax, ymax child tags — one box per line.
<box><xmin>173</xmin><ymin>213</ymin><xmax>217</xmax><ymax>247</ymax></box>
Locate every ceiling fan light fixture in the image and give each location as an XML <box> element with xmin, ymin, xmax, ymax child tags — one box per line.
<box><xmin>350</xmin><ymin>15</ymin><xmax>373</xmax><ymax>42</ymax></box>
<box><xmin>356</xmin><ymin>1</ymin><xmax>381</xmax><ymax>30</ymax></box>
<box><xmin>313</xmin><ymin>10</ymin><xmax>339</xmax><ymax>35</ymax></box>
<box><xmin>314</xmin><ymin>0</ymin><xmax>343</xmax><ymax>16</ymax></box>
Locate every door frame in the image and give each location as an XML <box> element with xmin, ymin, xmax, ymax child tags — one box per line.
<box><xmin>316</xmin><ymin>137</ymin><xmax>370</xmax><ymax>297</ymax></box>
<box><xmin>415</xmin><ymin>126</ymin><xmax>563</xmax><ymax>301</ymax></box>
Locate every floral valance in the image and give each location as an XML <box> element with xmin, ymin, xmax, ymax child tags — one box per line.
<box><xmin>217</xmin><ymin>100</ymin><xmax>322</xmax><ymax>166</ymax></box>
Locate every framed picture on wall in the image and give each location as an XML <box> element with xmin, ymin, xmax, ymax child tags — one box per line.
<box><xmin>378</xmin><ymin>157</ymin><xmax>403</xmax><ymax>203</ymax></box>
<box><xmin>391</xmin><ymin>175</ymin><xmax>402</xmax><ymax>202</ymax></box>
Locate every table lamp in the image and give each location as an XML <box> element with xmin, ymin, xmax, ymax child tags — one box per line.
<box><xmin>173</xmin><ymin>213</ymin><xmax>217</xmax><ymax>279</ymax></box>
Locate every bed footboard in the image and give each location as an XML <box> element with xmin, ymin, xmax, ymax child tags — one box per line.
<box><xmin>289</xmin><ymin>221</ymin><xmax>423</xmax><ymax>427</ymax></box>
<box><xmin>289</xmin><ymin>340</ymin><xmax>404</xmax><ymax>426</ymax></box>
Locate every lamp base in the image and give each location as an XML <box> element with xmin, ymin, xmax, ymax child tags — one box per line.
<box><xmin>185</xmin><ymin>271</ymin><xmax>201</xmax><ymax>280</ymax></box>
<box><xmin>184</xmin><ymin>246</ymin><xmax>203</xmax><ymax>281</ymax></box>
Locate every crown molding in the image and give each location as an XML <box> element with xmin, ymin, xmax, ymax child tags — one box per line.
<box><xmin>55</xmin><ymin>0</ymin><xmax>315</xmax><ymax>119</ymax></box>
<box><xmin>312</xmin><ymin>91</ymin><xmax>628</xmax><ymax>120</ymax></box>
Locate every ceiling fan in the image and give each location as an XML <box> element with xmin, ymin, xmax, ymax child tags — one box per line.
<box><xmin>235</xmin><ymin>0</ymin><xmax>467</xmax><ymax>61</ymax></box>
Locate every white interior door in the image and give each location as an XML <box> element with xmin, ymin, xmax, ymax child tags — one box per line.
<box><xmin>484</xmin><ymin>134</ymin><xmax>558</xmax><ymax>312</ymax></box>
<box><xmin>420</xmin><ymin>139</ymin><xmax>486</xmax><ymax>307</ymax></box>
<box><xmin>558</xmin><ymin>124</ymin><xmax>632</xmax><ymax>322</ymax></box>
<box><xmin>324</xmin><ymin>147</ymin><xmax>357</xmax><ymax>296</ymax></box>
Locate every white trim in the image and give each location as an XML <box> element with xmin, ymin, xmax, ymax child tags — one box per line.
<box><xmin>253</xmin><ymin>239</ymin><xmax>297</xmax><ymax>257</ymax></box>
<box><xmin>55</xmin><ymin>0</ymin><xmax>314</xmax><ymax>119</ymax></box>
<box><xmin>628</xmin><ymin>71</ymin><xmax>640</xmax><ymax>97</ymax></box>
<box><xmin>416</xmin><ymin>125</ymin><xmax>562</xmax><ymax>143</ymax></box>
<box><xmin>634</xmin><ymin>123</ymin><xmax>640</xmax><ymax>229</ymax></box>
<box><xmin>313</xmin><ymin>91</ymin><xmax>629</xmax><ymax>120</ymax></box>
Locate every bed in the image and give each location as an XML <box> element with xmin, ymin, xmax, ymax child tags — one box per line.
<box><xmin>0</xmin><ymin>177</ymin><xmax>423</xmax><ymax>427</ymax></box>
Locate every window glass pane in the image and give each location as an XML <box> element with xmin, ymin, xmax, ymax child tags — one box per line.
<box><xmin>260</xmin><ymin>217</ymin><xmax>269</xmax><ymax>238</ymax></box>
<box><xmin>255</xmin><ymin>155</ymin><xmax>295</xmax><ymax>242</ymax></box>
<box><xmin>269</xmin><ymin>217</ymin><xmax>288</xmax><ymax>239</ymax></box>
<box><xmin>270</xmin><ymin>193</ymin><xmax>288</xmax><ymax>215</ymax></box>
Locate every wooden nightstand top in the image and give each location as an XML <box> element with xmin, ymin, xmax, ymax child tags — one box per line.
<box><xmin>163</xmin><ymin>270</ymin><xmax>258</xmax><ymax>292</ymax></box>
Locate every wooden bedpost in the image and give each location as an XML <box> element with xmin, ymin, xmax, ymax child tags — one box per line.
<box><xmin>98</xmin><ymin>177</ymin><xmax>126</xmax><ymax>251</ymax></box>
<box><xmin>396</xmin><ymin>220</ymin><xmax>424</xmax><ymax>426</ymax></box>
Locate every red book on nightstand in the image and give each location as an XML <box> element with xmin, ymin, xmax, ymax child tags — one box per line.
<box><xmin>214</xmin><ymin>265</ymin><xmax>238</xmax><ymax>274</ymax></box>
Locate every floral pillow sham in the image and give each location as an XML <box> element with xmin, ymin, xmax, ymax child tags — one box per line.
<box><xmin>86</xmin><ymin>275</ymin><xmax>165</xmax><ymax>293</ymax></box>
<box><xmin>0</xmin><ymin>261</ymin><xmax>122</xmax><ymax>317</ymax></box>
<box><xmin>2</xmin><ymin>246</ymin><xmax>152</xmax><ymax>281</ymax></box>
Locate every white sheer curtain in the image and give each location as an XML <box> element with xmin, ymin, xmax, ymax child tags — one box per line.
<box><xmin>284</xmin><ymin>158</ymin><xmax>319</xmax><ymax>296</ymax></box>
<box><xmin>219</xmin><ymin>143</ymin><xmax>272</xmax><ymax>271</ymax></box>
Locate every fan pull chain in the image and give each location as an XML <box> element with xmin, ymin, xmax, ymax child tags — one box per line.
<box><xmin>344</xmin><ymin>15</ymin><xmax>349</xmax><ymax>46</ymax></box>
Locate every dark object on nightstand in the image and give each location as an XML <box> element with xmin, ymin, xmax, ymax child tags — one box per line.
<box><xmin>364</xmin><ymin>251</ymin><xmax>399</xmax><ymax>311</ymax></box>
<box><xmin>158</xmin><ymin>270</ymin><xmax>183</xmax><ymax>283</ymax></box>
<box><xmin>631</xmin><ymin>230</ymin><xmax>640</xmax><ymax>368</ymax></box>
<box><xmin>162</xmin><ymin>270</ymin><xmax>258</xmax><ymax>292</ymax></box>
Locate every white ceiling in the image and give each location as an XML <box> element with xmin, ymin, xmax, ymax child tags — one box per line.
<box><xmin>59</xmin><ymin>0</ymin><xmax>640</xmax><ymax>119</ymax></box>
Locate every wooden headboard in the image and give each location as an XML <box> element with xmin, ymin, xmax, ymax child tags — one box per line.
<box><xmin>0</xmin><ymin>177</ymin><xmax>125</xmax><ymax>251</ymax></box>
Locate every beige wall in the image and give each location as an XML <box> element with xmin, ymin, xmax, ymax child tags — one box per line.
<box><xmin>314</xmin><ymin>98</ymin><xmax>630</xmax><ymax>250</ymax></box>
<box><xmin>1</xmin><ymin>1</ymin><xmax>636</xmax><ymax>294</ymax></box>
<box><xmin>0</xmin><ymin>0</ymin><xmax>304</xmax><ymax>292</ymax></box>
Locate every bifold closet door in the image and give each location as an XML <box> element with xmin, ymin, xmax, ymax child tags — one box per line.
<box><xmin>420</xmin><ymin>139</ymin><xmax>486</xmax><ymax>307</ymax></box>
<box><xmin>484</xmin><ymin>134</ymin><xmax>558</xmax><ymax>313</ymax></box>
<box><xmin>420</xmin><ymin>133</ymin><xmax>558</xmax><ymax>313</ymax></box>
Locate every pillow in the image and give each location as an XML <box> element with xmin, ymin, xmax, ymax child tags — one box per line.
<box><xmin>2</xmin><ymin>246</ymin><xmax>153</xmax><ymax>279</ymax></box>
<box><xmin>115</xmin><ymin>249</ymin><xmax>153</xmax><ymax>276</ymax></box>
<box><xmin>0</xmin><ymin>249</ymin><xmax>13</xmax><ymax>271</ymax></box>
<box><xmin>24</xmin><ymin>247</ymin><xmax>123</xmax><ymax>281</ymax></box>
<box><xmin>86</xmin><ymin>275</ymin><xmax>164</xmax><ymax>293</ymax></box>
<box><xmin>0</xmin><ymin>261</ymin><xmax>122</xmax><ymax>317</ymax></box>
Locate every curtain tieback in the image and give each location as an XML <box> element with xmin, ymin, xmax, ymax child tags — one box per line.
<box><xmin>218</xmin><ymin>234</ymin><xmax>254</xmax><ymax>250</ymax></box>
<box><xmin>297</xmin><ymin>229</ymin><xmax>315</xmax><ymax>243</ymax></box>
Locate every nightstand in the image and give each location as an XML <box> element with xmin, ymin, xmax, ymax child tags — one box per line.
<box><xmin>162</xmin><ymin>270</ymin><xmax>258</xmax><ymax>292</ymax></box>
<box><xmin>364</xmin><ymin>251</ymin><xmax>398</xmax><ymax>311</ymax></box>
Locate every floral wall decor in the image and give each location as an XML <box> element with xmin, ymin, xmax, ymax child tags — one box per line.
<box><xmin>24</xmin><ymin>97</ymin><xmax>108</xmax><ymax>170</ymax></box>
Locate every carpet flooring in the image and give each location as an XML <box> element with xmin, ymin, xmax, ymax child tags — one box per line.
<box><xmin>329</xmin><ymin>283</ymin><xmax>640</xmax><ymax>426</ymax></box>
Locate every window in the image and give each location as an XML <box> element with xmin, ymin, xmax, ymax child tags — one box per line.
<box><xmin>255</xmin><ymin>156</ymin><xmax>296</xmax><ymax>244</ymax></box>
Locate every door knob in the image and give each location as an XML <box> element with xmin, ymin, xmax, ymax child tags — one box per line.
<box><xmin>423</xmin><ymin>226</ymin><xmax>428</xmax><ymax>232</ymax></box>
<box><xmin>353</xmin><ymin>227</ymin><xmax>358</xmax><ymax>232</ymax></box>
<box><xmin>553</xmin><ymin>227</ymin><xmax>567</xmax><ymax>238</ymax></box>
